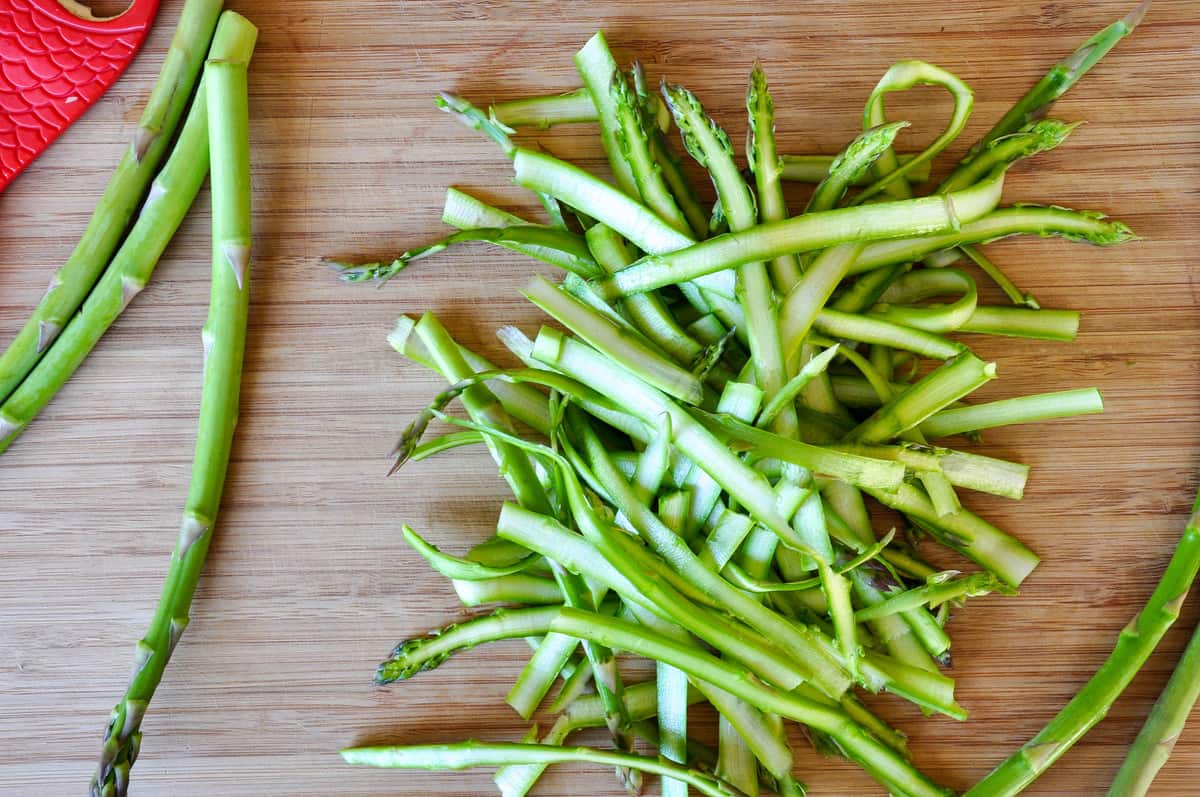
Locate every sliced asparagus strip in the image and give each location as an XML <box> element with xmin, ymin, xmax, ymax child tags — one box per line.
<box><xmin>747</xmin><ymin>63</ymin><xmax>802</xmax><ymax>289</ymax></box>
<box><xmin>575</xmin><ymin>31</ymin><xmax>639</xmax><ymax>197</ymax></box>
<box><xmin>331</xmin><ymin>225</ymin><xmax>599</xmax><ymax>283</ymax></box>
<box><xmin>546</xmin><ymin>608</ymin><xmax>952</xmax><ymax>797</ymax></box>
<box><xmin>920</xmin><ymin>388</ymin><xmax>1104</xmax><ymax>439</ymax></box>
<box><xmin>779</xmin><ymin>152</ymin><xmax>929</xmax><ymax>184</ymax></box>
<box><xmin>848</xmin><ymin>205</ymin><xmax>1136</xmax><ymax>276</ymax></box>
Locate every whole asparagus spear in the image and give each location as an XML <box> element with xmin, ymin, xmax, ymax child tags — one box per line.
<box><xmin>1107</xmin><ymin>489</ymin><xmax>1200</xmax><ymax>797</ymax></box>
<box><xmin>0</xmin><ymin>0</ymin><xmax>225</xmax><ymax>406</ymax></box>
<box><xmin>0</xmin><ymin>61</ymin><xmax>218</xmax><ymax>453</ymax></box>
<box><xmin>965</xmin><ymin>487</ymin><xmax>1200</xmax><ymax>797</ymax></box>
<box><xmin>91</xmin><ymin>15</ymin><xmax>257</xmax><ymax>797</ymax></box>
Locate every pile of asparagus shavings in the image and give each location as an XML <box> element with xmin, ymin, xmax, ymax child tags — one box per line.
<box><xmin>335</xmin><ymin>6</ymin><xmax>1199</xmax><ymax>797</ymax></box>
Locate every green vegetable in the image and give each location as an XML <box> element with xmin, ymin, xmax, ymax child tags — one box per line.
<box><xmin>0</xmin><ymin>0</ymin><xmax>226</xmax><ymax>405</ymax></box>
<box><xmin>346</xmin><ymin>14</ymin><xmax>1150</xmax><ymax>794</ymax></box>
<box><xmin>92</xmin><ymin>17</ymin><xmax>258</xmax><ymax>796</ymax></box>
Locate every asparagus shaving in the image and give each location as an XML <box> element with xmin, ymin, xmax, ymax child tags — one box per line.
<box><xmin>0</xmin><ymin>0</ymin><xmax>226</xmax><ymax>405</ymax></box>
<box><xmin>490</xmin><ymin>87</ymin><xmax>599</xmax><ymax>128</ymax></box>
<box><xmin>920</xmin><ymin>388</ymin><xmax>1104</xmax><ymax>439</ymax></box>
<box><xmin>955</xmin><ymin>1</ymin><xmax>1148</xmax><ymax>168</ymax></box>
<box><xmin>401</xmin><ymin>526</ymin><xmax>539</xmax><ymax>580</ymax></box>
<box><xmin>855</xmin><ymin>571</ymin><xmax>1011</xmax><ymax>622</ymax></box>
<box><xmin>597</xmin><ymin>168</ymin><xmax>1007</xmax><ymax>298</ymax></box>
<box><xmin>342</xmin><ymin>741</ymin><xmax>743</xmax><ymax>797</ymax></box>
<box><xmin>330</xmin><ymin>225</ymin><xmax>600</xmax><ymax>283</ymax></box>
<box><xmin>856</xmin><ymin>60</ymin><xmax>974</xmax><ymax>202</ymax></box>
<box><xmin>779</xmin><ymin>152</ymin><xmax>929</xmax><ymax>184</ymax></box>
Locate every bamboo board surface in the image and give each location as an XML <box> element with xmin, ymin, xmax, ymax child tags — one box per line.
<box><xmin>1</xmin><ymin>1</ymin><xmax>1198</xmax><ymax>795</ymax></box>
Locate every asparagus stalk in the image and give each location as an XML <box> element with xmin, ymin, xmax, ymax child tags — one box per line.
<box><xmin>0</xmin><ymin>0</ymin><xmax>225</xmax><ymax>405</ymax></box>
<box><xmin>967</xmin><ymin>495</ymin><xmax>1200</xmax><ymax>797</ymax></box>
<box><xmin>0</xmin><ymin>66</ymin><xmax>212</xmax><ymax>452</ymax></box>
<box><xmin>92</xmin><ymin>20</ymin><xmax>257</xmax><ymax>796</ymax></box>
<box><xmin>1109</xmin><ymin>579</ymin><xmax>1200</xmax><ymax>795</ymax></box>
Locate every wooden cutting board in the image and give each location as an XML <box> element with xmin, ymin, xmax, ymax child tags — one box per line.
<box><xmin>1</xmin><ymin>1</ymin><xmax>1197</xmax><ymax>795</ymax></box>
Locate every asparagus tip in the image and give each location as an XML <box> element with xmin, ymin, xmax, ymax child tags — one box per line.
<box><xmin>36</xmin><ymin>320</ymin><xmax>60</xmax><ymax>353</ymax></box>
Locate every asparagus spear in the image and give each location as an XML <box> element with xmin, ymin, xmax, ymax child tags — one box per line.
<box><xmin>966</xmin><ymin>493</ymin><xmax>1200</xmax><ymax>796</ymax></box>
<box><xmin>0</xmin><ymin>68</ymin><xmax>214</xmax><ymax>452</ymax></box>
<box><xmin>0</xmin><ymin>0</ymin><xmax>226</xmax><ymax>405</ymax></box>
<box><xmin>91</xmin><ymin>20</ymin><xmax>257</xmax><ymax>796</ymax></box>
<box><xmin>1109</xmin><ymin>577</ymin><xmax>1200</xmax><ymax>795</ymax></box>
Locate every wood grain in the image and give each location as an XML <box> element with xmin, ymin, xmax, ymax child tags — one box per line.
<box><xmin>1</xmin><ymin>1</ymin><xmax>1198</xmax><ymax>795</ymax></box>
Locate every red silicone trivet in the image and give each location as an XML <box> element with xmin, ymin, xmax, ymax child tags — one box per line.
<box><xmin>0</xmin><ymin>0</ymin><xmax>159</xmax><ymax>191</ymax></box>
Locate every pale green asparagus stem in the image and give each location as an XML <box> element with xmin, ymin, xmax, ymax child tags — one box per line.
<box><xmin>595</xmin><ymin>169</ymin><xmax>1006</xmax><ymax>298</ymax></box>
<box><xmin>0</xmin><ymin>0</ymin><xmax>226</xmax><ymax>405</ymax></box>
<box><xmin>920</xmin><ymin>388</ymin><xmax>1104</xmax><ymax>439</ymax></box>
<box><xmin>845</xmin><ymin>205</ymin><xmax>1135</xmax><ymax>276</ymax></box>
<box><xmin>490</xmin><ymin>88</ymin><xmax>599</xmax><ymax>127</ymax></box>
<box><xmin>953</xmin><ymin>2</ymin><xmax>1148</xmax><ymax>172</ymax></box>
<box><xmin>92</xmin><ymin>21</ymin><xmax>257</xmax><ymax>796</ymax></box>
<box><xmin>575</xmin><ymin>32</ymin><xmax>639</xmax><ymax>197</ymax></box>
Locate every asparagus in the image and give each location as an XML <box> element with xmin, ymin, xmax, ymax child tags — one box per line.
<box><xmin>967</xmin><ymin>495</ymin><xmax>1200</xmax><ymax>796</ymax></box>
<box><xmin>0</xmin><ymin>66</ymin><xmax>213</xmax><ymax>452</ymax></box>
<box><xmin>0</xmin><ymin>0</ymin><xmax>225</xmax><ymax>405</ymax></box>
<box><xmin>92</xmin><ymin>18</ymin><xmax>257</xmax><ymax>796</ymax></box>
<box><xmin>342</xmin><ymin>741</ymin><xmax>743</xmax><ymax>797</ymax></box>
<box><xmin>352</xmin><ymin>16</ymin><xmax>1148</xmax><ymax>794</ymax></box>
<box><xmin>1109</xmin><ymin>553</ymin><xmax>1200</xmax><ymax>795</ymax></box>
